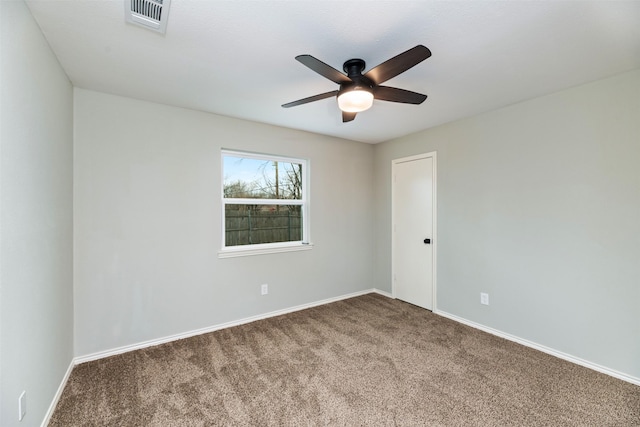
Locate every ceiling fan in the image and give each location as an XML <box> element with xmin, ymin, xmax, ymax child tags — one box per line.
<box><xmin>282</xmin><ymin>45</ymin><xmax>431</xmax><ymax>122</ymax></box>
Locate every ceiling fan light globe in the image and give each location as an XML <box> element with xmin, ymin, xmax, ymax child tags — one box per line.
<box><xmin>338</xmin><ymin>89</ymin><xmax>374</xmax><ymax>113</ymax></box>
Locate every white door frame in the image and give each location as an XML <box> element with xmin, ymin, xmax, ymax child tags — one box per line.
<box><xmin>391</xmin><ymin>151</ymin><xmax>437</xmax><ymax>310</ymax></box>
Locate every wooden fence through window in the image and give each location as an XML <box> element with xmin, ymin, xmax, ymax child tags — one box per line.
<box><xmin>225</xmin><ymin>208</ymin><xmax>302</xmax><ymax>246</ymax></box>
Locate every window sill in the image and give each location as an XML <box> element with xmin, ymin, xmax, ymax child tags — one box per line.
<box><xmin>218</xmin><ymin>242</ymin><xmax>313</xmax><ymax>259</ymax></box>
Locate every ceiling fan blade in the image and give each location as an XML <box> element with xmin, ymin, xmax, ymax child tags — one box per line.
<box><xmin>374</xmin><ymin>86</ymin><xmax>427</xmax><ymax>104</ymax></box>
<box><xmin>282</xmin><ymin>90</ymin><xmax>339</xmax><ymax>108</ymax></box>
<box><xmin>342</xmin><ymin>111</ymin><xmax>357</xmax><ymax>122</ymax></box>
<box><xmin>295</xmin><ymin>55</ymin><xmax>352</xmax><ymax>85</ymax></box>
<box><xmin>364</xmin><ymin>45</ymin><xmax>431</xmax><ymax>85</ymax></box>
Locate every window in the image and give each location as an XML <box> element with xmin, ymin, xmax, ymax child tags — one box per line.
<box><xmin>219</xmin><ymin>150</ymin><xmax>311</xmax><ymax>257</ymax></box>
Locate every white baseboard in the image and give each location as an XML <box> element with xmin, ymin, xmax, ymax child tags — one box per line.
<box><xmin>434</xmin><ymin>309</ymin><xmax>640</xmax><ymax>387</ymax></box>
<box><xmin>74</xmin><ymin>288</ymin><xmax>381</xmax><ymax>365</ymax></box>
<box><xmin>372</xmin><ymin>288</ymin><xmax>393</xmax><ymax>298</ymax></box>
<box><xmin>41</xmin><ymin>358</ymin><xmax>74</xmax><ymax>427</ymax></box>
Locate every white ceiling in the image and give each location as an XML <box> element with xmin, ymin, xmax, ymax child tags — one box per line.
<box><xmin>26</xmin><ymin>1</ymin><xmax>640</xmax><ymax>144</ymax></box>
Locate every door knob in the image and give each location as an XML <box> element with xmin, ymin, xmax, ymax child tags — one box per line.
<box><xmin>424</xmin><ymin>238</ymin><xmax>431</xmax><ymax>244</ymax></box>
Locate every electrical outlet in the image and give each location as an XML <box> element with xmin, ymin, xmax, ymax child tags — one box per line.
<box><xmin>480</xmin><ymin>292</ymin><xmax>489</xmax><ymax>305</ymax></box>
<box><xmin>261</xmin><ymin>284</ymin><xmax>268</xmax><ymax>295</ymax></box>
<box><xmin>19</xmin><ymin>391</ymin><xmax>26</xmax><ymax>421</ymax></box>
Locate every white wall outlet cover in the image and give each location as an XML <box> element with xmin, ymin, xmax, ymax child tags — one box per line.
<box><xmin>480</xmin><ymin>293</ymin><xmax>489</xmax><ymax>305</ymax></box>
<box><xmin>19</xmin><ymin>391</ymin><xmax>26</xmax><ymax>421</ymax></box>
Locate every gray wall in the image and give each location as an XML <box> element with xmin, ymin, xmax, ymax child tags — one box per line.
<box><xmin>73</xmin><ymin>89</ymin><xmax>374</xmax><ymax>357</ymax></box>
<box><xmin>0</xmin><ymin>1</ymin><xmax>74</xmax><ymax>426</ymax></box>
<box><xmin>374</xmin><ymin>69</ymin><xmax>640</xmax><ymax>379</ymax></box>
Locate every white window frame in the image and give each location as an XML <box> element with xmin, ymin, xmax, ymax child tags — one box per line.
<box><xmin>218</xmin><ymin>149</ymin><xmax>312</xmax><ymax>258</ymax></box>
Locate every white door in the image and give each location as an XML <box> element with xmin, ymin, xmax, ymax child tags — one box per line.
<box><xmin>392</xmin><ymin>153</ymin><xmax>436</xmax><ymax>310</ymax></box>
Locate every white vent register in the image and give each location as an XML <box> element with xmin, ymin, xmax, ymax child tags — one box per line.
<box><xmin>125</xmin><ymin>0</ymin><xmax>171</xmax><ymax>34</ymax></box>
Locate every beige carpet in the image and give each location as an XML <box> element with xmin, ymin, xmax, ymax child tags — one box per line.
<box><xmin>50</xmin><ymin>294</ymin><xmax>639</xmax><ymax>426</ymax></box>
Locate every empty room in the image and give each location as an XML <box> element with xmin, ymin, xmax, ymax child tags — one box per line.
<box><xmin>1</xmin><ymin>0</ymin><xmax>639</xmax><ymax>425</ymax></box>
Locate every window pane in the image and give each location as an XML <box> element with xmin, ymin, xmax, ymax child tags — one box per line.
<box><xmin>224</xmin><ymin>204</ymin><xmax>302</xmax><ymax>246</ymax></box>
<box><xmin>223</xmin><ymin>155</ymin><xmax>302</xmax><ymax>200</ymax></box>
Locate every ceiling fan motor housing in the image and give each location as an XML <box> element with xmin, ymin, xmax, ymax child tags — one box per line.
<box><xmin>340</xmin><ymin>58</ymin><xmax>374</xmax><ymax>96</ymax></box>
<box><xmin>343</xmin><ymin>58</ymin><xmax>366</xmax><ymax>75</ymax></box>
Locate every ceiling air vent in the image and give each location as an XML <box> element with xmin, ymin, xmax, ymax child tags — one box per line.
<box><xmin>125</xmin><ymin>0</ymin><xmax>171</xmax><ymax>34</ymax></box>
